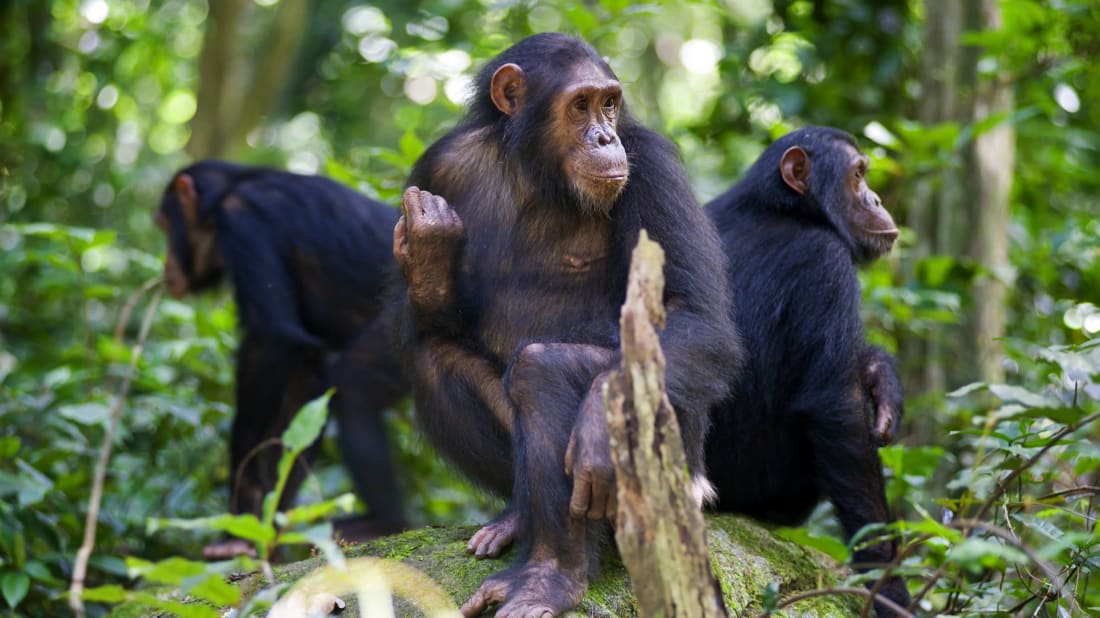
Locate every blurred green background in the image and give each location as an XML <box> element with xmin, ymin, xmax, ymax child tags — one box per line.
<box><xmin>1</xmin><ymin>0</ymin><xmax>1098</xmax><ymax>615</ymax></box>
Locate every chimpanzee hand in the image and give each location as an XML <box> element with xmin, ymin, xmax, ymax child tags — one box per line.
<box><xmin>861</xmin><ymin>347</ymin><xmax>904</xmax><ymax>447</ymax></box>
<box><xmin>394</xmin><ymin>187</ymin><xmax>466</xmax><ymax>315</ymax></box>
<box><xmin>564</xmin><ymin>375</ymin><xmax>616</xmax><ymax>521</ymax></box>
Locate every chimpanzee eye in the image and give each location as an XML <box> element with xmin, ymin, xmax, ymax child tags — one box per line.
<box><xmin>573</xmin><ymin>97</ymin><xmax>588</xmax><ymax>112</ymax></box>
<box><xmin>603</xmin><ymin>96</ymin><xmax>616</xmax><ymax>110</ymax></box>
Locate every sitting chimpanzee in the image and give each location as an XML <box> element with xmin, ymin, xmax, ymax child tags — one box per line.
<box><xmin>155</xmin><ymin>161</ymin><xmax>408</xmax><ymax>558</ymax></box>
<box><xmin>704</xmin><ymin>126</ymin><xmax>910</xmax><ymax>615</ymax></box>
<box><xmin>391</xmin><ymin>33</ymin><xmax>739</xmax><ymax>617</ymax></box>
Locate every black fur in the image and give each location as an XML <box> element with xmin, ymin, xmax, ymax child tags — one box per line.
<box><xmin>394</xmin><ymin>33</ymin><xmax>741</xmax><ymax>612</ymax></box>
<box><xmin>159</xmin><ymin>161</ymin><xmax>408</xmax><ymax>535</ymax></box>
<box><xmin>705</xmin><ymin>126</ymin><xmax>910</xmax><ymax>615</ymax></box>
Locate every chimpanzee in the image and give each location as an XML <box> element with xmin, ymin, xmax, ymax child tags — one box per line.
<box><xmin>704</xmin><ymin>126</ymin><xmax>910</xmax><ymax>614</ymax></box>
<box><xmin>391</xmin><ymin>33</ymin><xmax>739</xmax><ymax>617</ymax></box>
<box><xmin>155</xmin><ymin>161</ymin><xmax>408</xmax><ymax>559</ymax></box>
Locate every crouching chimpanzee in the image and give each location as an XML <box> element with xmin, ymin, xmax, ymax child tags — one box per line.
<box><xmin>704</xmin><ymin>126</ymin><xmax>910</xmax><ymax>615</ymax></box>
<box><xmin>391</xmin><ymin>33</ymin><xmax>739</xmax><ymax>617</ymax></box>
<box><xmin>155</xmin><ymin>161</ymin><xmax>409</xmax><ymax>559</ymax></box>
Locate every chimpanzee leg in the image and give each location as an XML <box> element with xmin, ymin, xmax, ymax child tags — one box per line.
<box><xmin>205</xmin><ymin>335</ymin><xmax>320</xmax><ymax>560</ymax></box>
<box><xmin>410</xmin><ymin>338</ymin><xmax>516</xmax><ymax>497</ymax></box>
<box><xmin>462</xmin><ymin>342</ymin><xmax>614</xmax><ymax>618</ymax></box>
<box><xmin>330</xmin><ymin>315</ymin><xmax>410</xmax><ymax>537</ymax></box>
<box><xmin>808</xmin><ymin>412</ymin><xmax>910</xmax><ymax>616</ymax></box>
<box><xmin>228</xmin><ymin>334</ymin><xmax>318</xmax><ymax>516</ymax></box>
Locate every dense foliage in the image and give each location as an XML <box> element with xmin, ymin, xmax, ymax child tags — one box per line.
<box><xmin>1</xmin><ymin>0</ymin><xmax>1097</xmax><ymax>616</ymax></box>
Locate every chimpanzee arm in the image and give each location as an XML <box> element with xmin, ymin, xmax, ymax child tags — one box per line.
<box><xmin>215</xmin><ymin>192</ymin><xmax>322</xmax><ymax>347</ymax></box>
<box><xmin>859</xmin><ymin>344</ymin><xmax>904</xmax><ymax>446</ymax></box>
<box><xmin>617</xmin><ymin>126</ymin><xmax>741</xmax><ymax>475</ymax></box>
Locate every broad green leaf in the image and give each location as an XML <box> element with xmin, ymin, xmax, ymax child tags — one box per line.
<box><xmin>81</xmin><ymin>584</ymin><xmax>129</xmax><ymax>603</ymax></box>
<box><xmin>277</xmin><ymin>523</ymin><xmax>345</xmax><ymax>567</ymax></box>
<box><xmin>280</xmin><ymin>493</ymin><xmax>357</xmax><ymax>527</ymax></box>
<box><xmin>148</xmin><ymin>514</ymin><xmax>274</xmax><ymax>543</ymax></box>
<box><xmin>0</xmin><ymin>437</ymin><xmax>20</xmax><ymax>460</ymax></box>
<box><xmin>133</xmin><ymin>591</ymin><xmax>219</xmax><ymax>618</ymax></box>
<box><xmin>988</xmin><ymin>384</ymin><xmax>1060</xmax><ymax>408</ymax></box>
<box><xmin>57</xmin><ymin>402</ymin><xmax>113</xmax><ymax>426</ymax></box>
<box><xmin>774</xmin><ymin>527</ymin><xmax>850</xmax><ymax>562</ymax></box>
<box><xmin>282</xmin><ymin>390</ymin><xmax>332</xmax><ymax>454</ymax></box>
<box><xmin>948</xmin><ymin>538</ymin><xmax>1028</xmax><ymax>574</ymax></box>
<box><xmin>128</xmin><ymin>557</ymin><xmax>206</xmax><ymax>585</ymax></box>
<box><xmin>187</xmin><ymin>574</ymin><xmax>240</xmax><ymax>606</ymax></box>
<box><xmin>1</xmin><ymin>571</ymin><xmax>29</xmax><ymax>608</ymax></box>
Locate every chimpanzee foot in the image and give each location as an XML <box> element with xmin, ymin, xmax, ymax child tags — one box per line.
<box><xmin>467</xmin><ymin>509</ymin><xmax>517</xmax><ymax>559</ymax></box>
<box><xmin>460</xmin><ymin>562</ymin><xmax>586</xmax><ymax>618</ymax></box>
<box><xmin>201</xmin><ymin>538</ymin><xmax>256</xmax><ymax>560</ymax></box>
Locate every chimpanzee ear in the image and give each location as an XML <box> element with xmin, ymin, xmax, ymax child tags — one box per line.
<box><xmin>780</xmin><ymin>146</ymin><xmax>810</xmax><ymax>195</ymax></box>
<box><xmin>174</xmin><ymin>173</ymin><xmax>200</xmax><ymax>224</ymax></box>
<box><xmin>490</xmin><ymin>63</ymin><xmax>526</xmax><ymax>116</ymax></box>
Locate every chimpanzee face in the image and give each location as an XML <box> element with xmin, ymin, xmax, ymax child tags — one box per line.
<box><xmin>840</xmin><ymin>143</ymin><xmax>898</xmax><ymax>260</ymax></box>
<box><xmin>489</xmin><ymin>60</ymin><xmax>629</xmax><ymax>217</ymax></box>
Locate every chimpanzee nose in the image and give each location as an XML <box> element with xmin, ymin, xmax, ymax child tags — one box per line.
<box><xmin>597</xmin><ymin>130</ymin><xmax>614</xmax><ymax>147</ymax></box>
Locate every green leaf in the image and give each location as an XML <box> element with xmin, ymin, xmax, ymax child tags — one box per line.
<box><xmin>128</xmin><ymin>557</ymin><xmax>206</xmax><ymax>585</ymax></box>
<box><xmin>948</xmin><ymin>538</ymin><xmax>1028</xmax><ymax>574</ymax></box>
<box><xmin>0</xmin><ymin>437</ymin><xmax>20</xmax><ymax>460</ymax></box>
<box><xmin>988</xmin><ymin>384</ymin><xmax>1060</xmax><ymax>408</ymax></box>
<box><xmin>187</xmin><ymin>574</ymin><xmax>240</xmax><ymax>606</ymax></box>
<box><xmin>1</xmin><ymin>571</ymin><xmax>29</xmax><ymax>608</ymax></box>
<box><xmin>132</xmin><ymin>591</ymin><xmax>220</xmax><ymax>618</ymax></box>
<box><xmin>282</xmin><ymin>390</ymin><xmax>332</xmax><ymax>454</ymax></box>
<box><xmin>277</xmin><ymin>522</ymin><xmax>345</xmax><ymax>567</ymax></box>
<box><xmin>148</xmin><ymin>514</ymin><xmax>275</xmax><ymax>543</ymax></box>
<box><xmin>22</xmin><ymin>561</ymin><xmax>55</xmax><ymax>584</ymax></box>
<box><xmin>774</xmin><ymin>527</ymin><xmax>850</xmax><ymax>562</ymax></box>
<box><xmin>280</xmin><ymin>493</ymin><xmax>357</xmax><ymax>527</ymax></box>
<box><xmin>81</xmin><ymin>584</ymin><xmax>129</xmax><ymax>603</ymax></box>
<box><xmin>57</xmin><ymin>402</ymin><xmax>113</xmax><ymax>426</ymax></box>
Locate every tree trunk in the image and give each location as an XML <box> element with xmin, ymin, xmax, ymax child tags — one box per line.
<box><xmin>605</xmin><ymin>231</ymin><xmax>728</xmax><ymax>618</ymax></box>
<box><xmin>187</xmin><ymin>0</ymin><xmax>312</xmax><ymax>160</ymax></box>
<box><xmin>902</xmin><ymin>0</ymin><xmax>1014</xmax><ymax>401</ymax></box>
<box><xmin>967</xmin><ymin>0</ymin><xmax>1014</xmax><ymax>384</ymax></box>
<box><xmin>901</xmin><ymin>0</ymin><xmax>970</xmax><ymax>397</ymax></box>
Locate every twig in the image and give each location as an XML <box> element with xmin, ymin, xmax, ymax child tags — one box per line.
<box><xmin>972</xmin><ymin>410</ymin><xmax>1100</xmax><ymax>522</ymax></box>
<box><xmin>69</xmin><ymin>285</ymin><xmax>164</xmax><ymax>616</ymax></box>
<box><xmin>950</xmin><ymin>518</ymin><xmax>1081</xmax><ymax>615</ymax></box>
<box><xmin>909</xmin><ymin>410</ymin><xmax>1100</xmax><ymax>611</ymax></box>
<box><xmin>113</xmin><ymin>276</ymin><xmax>163</xmax><ymax>340</ymax></box>
<box><xmin>768</xmin><ymin>586</ymin><xmax>915</xmax><ymax>617</ymax></box>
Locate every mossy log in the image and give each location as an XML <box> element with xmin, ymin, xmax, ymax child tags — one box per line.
<box><xmin>108</xmin><ymin>517</ymin><xmax>860</xmax><ymax>617</ymax></box>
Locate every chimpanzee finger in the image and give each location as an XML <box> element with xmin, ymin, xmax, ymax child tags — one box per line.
<box><xmin>392</xmin><ymin>216</ymin><xmax>408</xmax><ymax>261</ymax></box>
<box><xmin>563</xmin><ymin>435</ymin><xmax>576</xmax><ymax>476</ymax></box>
<box><xmin>605</xmin><ymin>488</ymin><xmax>618</xmax><ymax>521</ymax></box>
<box><xmin>569</xmin><ymin>475</ymin><xmax>591</xmax><ymax>519</ymax></box>
<box><xmin>587</xmin><ymin>477</ymin><xmax>609</xmax><ymax>520</ymax></box>
<box><xmin>401</xmin><ymin>186</ymin><xmax>422</xmax><ymax>218</ymax></box>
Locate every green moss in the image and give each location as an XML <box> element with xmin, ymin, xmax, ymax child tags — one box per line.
<box><xmin>110</xmin><ymin>516</ymin><xmax>864</xmax><ymax>617</ymax></box>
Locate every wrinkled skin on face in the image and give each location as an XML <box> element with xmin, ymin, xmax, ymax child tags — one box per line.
<box><xmin>492</xmin><ymin>60</ymin><xmax>630</xmax><ymax>217</ymax></box>
<box><xmin>839</xmin><ymin>143</ymin><xmax>898</xmax><ymax>260</ymax></box>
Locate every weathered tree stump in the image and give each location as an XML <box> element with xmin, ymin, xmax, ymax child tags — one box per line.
<box><xmin>605</xmin><ymin>231</ymin><xmax>728</xmax><ymax>617</ymax></box>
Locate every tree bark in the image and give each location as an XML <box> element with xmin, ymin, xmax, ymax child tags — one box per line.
<box><xmin>967</xmin><ymin>0</ymin><xmax>1014</xmax><ymax>384</ymax></box>
<box><xmin>604</xmin><ymin>231</ymin><xmax>728</xmax><ymax>618</ymax></box>
<box><xmin>187</xmin><ymin>0</ymin><xmax>312</xmax><ymax>160</ymax></box>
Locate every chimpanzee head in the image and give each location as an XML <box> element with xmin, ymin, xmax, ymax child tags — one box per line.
<box><xmin>746</xmin><ymin>126</ymin><xmax>899</xmax><ymax>265</ymax></box>
<box><xmin>470</xmin><ymin>33</ymin><xmax>630</xmax><ymax>217</ymax></box>
<box><xmin>154</xmin><ymin>162</ymin><xmax>238</xmax><ymax>297</ymax></box>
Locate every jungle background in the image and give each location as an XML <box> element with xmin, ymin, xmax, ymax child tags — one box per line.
<box><xmin>1</xmin><ymin>0</ymin><xmax>1098</xmax><ymax>615</ymax></box>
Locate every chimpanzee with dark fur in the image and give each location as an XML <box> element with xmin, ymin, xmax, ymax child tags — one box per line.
<box><xmin>704</xmin><ymin>126</ymin><xmax>910</xmax><ymax>615</ymax></box>
<box><xmin>392</xmin><ymin>33</ymin><xmax>739</xmax><ymax>617</ymax></box>
<box><xmin>155</xmin><ymin>161</ymin><xmax>408</xmax><ymax>559</ymax></box>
